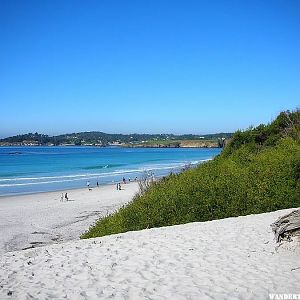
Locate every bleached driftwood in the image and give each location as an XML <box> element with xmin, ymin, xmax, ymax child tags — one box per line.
<box><xmin>271</xmin><ymin>209</ymin><xmax>300</xmax><ymax>242</ymax></box>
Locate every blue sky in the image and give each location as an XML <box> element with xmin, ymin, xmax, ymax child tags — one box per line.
<box><xmin>0</xmin><ymin>0</ymin><xmax>299</xmax><ymax>137</ymax></box>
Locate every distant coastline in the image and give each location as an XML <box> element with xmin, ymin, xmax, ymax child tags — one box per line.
<box><xmin>0</xmin><ymin>131</ymin><xmax>231</xmax><ymax>148</ymax></box>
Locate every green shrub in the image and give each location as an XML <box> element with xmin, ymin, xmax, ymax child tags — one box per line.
<box><xmin>82</xmin><ymin>110</ymin><xmax>300</xmax><ymax>239</ymax></box>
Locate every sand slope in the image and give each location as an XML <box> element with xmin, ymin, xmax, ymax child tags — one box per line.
<box><xmin>1</xmin><ymin>208</ymin><xmax>299</xmax><ymax>299</ymax></box>
<box><xmin>0</xmin><ymin>183</ymin><xmax>139</xmax><ymax>254</ymax></box>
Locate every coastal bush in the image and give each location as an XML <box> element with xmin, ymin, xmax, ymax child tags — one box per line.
<box><xmin>82</xmin><ymin>110</ymin><xmax>300</xmax><ymax>239</ymax></box>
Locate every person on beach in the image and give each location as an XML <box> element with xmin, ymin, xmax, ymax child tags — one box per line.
<box><xmin>123</xmin><ymin>177</ymin><xmax>126</xmax><ymax>184</ymax></box>
<box><xmin>60</xmin><ymin>193</ymin><xmax>64</xmax><ymax>202</ymax></box>
<box><xmin>97</xmin><ymin>181</ymin><xmax>99</xmax><ymax>187</ymax></box>
<box><xmin>87</xmin><ymin>181</ymin><xmax>92</xmax><ymax>191</ymax></box>
<box><xmin>118</xmin><ymin>183</ymin><xmax>121</xmax><ymax>190</ymax></box>
<box><xmin>116</xmin><ymin>183</ymin><xmax>119</xmax><ymax>190</ymax></box>
<box><xmin>65</xmin><ymin>193</ymin><xmax>68</xmax><ymax>201</ymax></box>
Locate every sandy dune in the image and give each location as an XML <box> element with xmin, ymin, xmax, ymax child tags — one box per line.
<box><xmin>0</xmin><ymin>208</ymin><xmax>299</xmax><ymax>299</ymax></box>
<box><xmin>0</xmin><ymin>182</ymin><xmax>139</xmax><ymax>254</ymax></box>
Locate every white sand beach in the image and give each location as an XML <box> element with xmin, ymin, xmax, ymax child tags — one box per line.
<box><xmin>0</xmin><ymin>208</ymin><xmax>299</xmax><ymax>299</ymax></box>
<box><xmin>0</xmin><ymin>182</ymin><xmax>139</xmax><ymax>254</ymax></box>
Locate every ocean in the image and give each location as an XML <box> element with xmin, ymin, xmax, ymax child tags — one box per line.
<box><xmin>0</xmin><ymin>146</ymin><xmax>221</xmax><ymax>196</ymax></box>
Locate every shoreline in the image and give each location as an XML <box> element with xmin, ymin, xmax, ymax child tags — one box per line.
<box><xmin>0</xmin><ymin>147</ymin><xmax>220</xmax><ymax>197</ymax></box>
<box><xmin>0</xmin><ymin>181</ymin><xmax>135</xmax><ymax>199</ymax></box>
<box><xmin>0</xmin><ymin>160</ymin><xmax>213</xmax><ymax>198</ymax></box>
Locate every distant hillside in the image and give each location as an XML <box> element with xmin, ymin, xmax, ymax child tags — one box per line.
<box><xmin>82</xmin><ymin>109</ymin><xmax>300</xmax><ymax>239</ymax></box>
<box><xmin>0</xmin><ymin>131</ymin><xmax>233</xmax><ymax>147</ymax></box>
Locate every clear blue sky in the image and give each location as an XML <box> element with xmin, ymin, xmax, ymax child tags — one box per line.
<box><xmin>0</xmin><ymin>0</ymin><xmax>299</xmax><ymax>137</ymax></box>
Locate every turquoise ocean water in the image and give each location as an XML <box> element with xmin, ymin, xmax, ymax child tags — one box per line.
<box><xmin>0</xmin><ymin>146</ymin><xmax>221</xmax><ymax>196</ymax></box>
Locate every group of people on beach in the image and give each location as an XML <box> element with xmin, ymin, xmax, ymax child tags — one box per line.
<box><xmin>116</xmin><ymin>176</ymin><xmax>138</xmax><ymax>190</ymax></box>
<box><xmin>60</xmin><ymin>176</ymin><xmax>138</xmax><ymax>201</ymax></box>
<box><xmin>86</xmin><ymin>181</ymin><xmax>100</xmax><ymax>190</ymax></box>
<box><xmin>122</xmin><ymin>176</ymin><xmax>138</xmax><ymax>184</ymax></box>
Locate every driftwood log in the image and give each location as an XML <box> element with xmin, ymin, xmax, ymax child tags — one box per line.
<box><xmin>271</xmin><ymin>209</ymin><xmax>300</xmax><ymax>242</ymax></box>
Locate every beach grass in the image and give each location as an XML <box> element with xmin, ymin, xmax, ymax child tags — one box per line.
<box><xmin>82</xmin><ymin>110</ymin><xmax>300</xmax><ymax>239</ymax></box>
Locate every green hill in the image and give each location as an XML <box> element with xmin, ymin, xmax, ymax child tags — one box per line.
<box><xmin>82</xmin><ymin>110</ymin><xmax>300</xmax><ymax>239</ymax></box>
<box><xmin>0</xmin><ymin>131</ymin><xmax>232</xmax><ymax>146</ymax></box>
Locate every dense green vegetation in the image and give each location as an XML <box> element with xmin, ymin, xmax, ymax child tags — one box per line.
<box><xmin>0</xmin><ymin>131</ymin><xmax>232</xmax><ymax>146</ymax></box>
<box><xmin>82</xmin><ymin>110</ymin><xmax>300</xmax><ymax>239</ymax></box>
